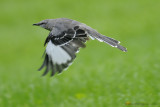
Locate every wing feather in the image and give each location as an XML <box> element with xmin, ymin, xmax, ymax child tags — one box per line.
<box><xmin>39</xmin><ymin>26</ymin><xmax>89</xmax><ymax>76</ymax></box>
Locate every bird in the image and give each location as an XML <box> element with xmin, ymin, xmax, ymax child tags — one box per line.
<box><xmin>33</xmin><ymin>18</ymin><xmax>127</xmax><ymax>76</ymax></box>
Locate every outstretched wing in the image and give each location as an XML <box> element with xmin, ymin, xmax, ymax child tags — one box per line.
<box><xmin>39</xmin><ymin>26</ymin><xmax>89</xmax><ymax>76</ymax></box>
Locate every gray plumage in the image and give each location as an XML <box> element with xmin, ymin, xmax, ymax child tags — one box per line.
<box><xmin>33</xmin><ymin>18</ymin><xmax>127</xmax><ymax>76</ymax></box>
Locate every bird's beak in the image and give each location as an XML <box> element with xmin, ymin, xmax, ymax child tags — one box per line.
<box><xmin>33</xmin><ymin>23</ymin><xmax>41</xmax><ymax>26</ymax></box>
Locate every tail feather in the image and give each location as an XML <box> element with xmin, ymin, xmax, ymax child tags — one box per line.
<box><xmin>96</xmin><ymin>35</ymin><xmax>127</xmax><ymax>52</ymax></box>
<box><xmin>85</xmin><ymin>27</ymin><xmax>127</xmax><ymax>52</ymax></box>
<box><xmin>105</xmin><ymin>36</ymin><xmax>120</xmax><ymax>44</ymax></box>
<box><xmin>117</xmin><ymin>44</ymin><xmax>127</xmax><ymax>52</ymax></box>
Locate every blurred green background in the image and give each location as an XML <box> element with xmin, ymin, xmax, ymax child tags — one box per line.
<box><xmin>0</xmin><ymin>0</ymin><xmax>160</xmax><ymax>106</ymax></box>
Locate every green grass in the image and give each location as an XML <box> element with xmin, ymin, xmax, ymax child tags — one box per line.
<box><xmin>0</xmin><ymin>0</ymin><xmax>160</xmax><ymax>106</ymax></box>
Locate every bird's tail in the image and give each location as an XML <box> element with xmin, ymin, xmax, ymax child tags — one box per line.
<box><xmin>85</xmin><ymin>26</ymin><xmax>127</xmax><ymax>52</ymax></box>
<box><xmin>94</xmin><ymin>34</ymin><xmax>127</xmax><ymax>52</ymax></box>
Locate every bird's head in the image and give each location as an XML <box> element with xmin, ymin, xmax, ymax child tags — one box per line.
<box><xmin>33</xmin><ymin>19</ymin><xmax>56</xmax><ymax>31</ymax></box>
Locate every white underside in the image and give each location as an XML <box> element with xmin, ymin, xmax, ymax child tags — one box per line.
<box><xmin>46</xmin><ymin>41</ymin><xmax>71</xmax><ymax>64</ymax></box>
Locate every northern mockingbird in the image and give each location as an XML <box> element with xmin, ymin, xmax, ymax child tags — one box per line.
<box><xmin>33</xmin><ymin>18</ymin><xmax>127</xmax><ymax>76</ymax></box>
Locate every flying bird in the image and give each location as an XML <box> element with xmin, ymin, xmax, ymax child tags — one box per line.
<box><xmin>33</xmin><ymin>18</ymin><xmax>127</xmax><ymax>76</ymax></box>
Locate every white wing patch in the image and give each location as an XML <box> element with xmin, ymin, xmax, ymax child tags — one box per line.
<box><xmin>46</xmin><ymin>41</ymin><xmax>72</xmax><ymax>64</ymax></box>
